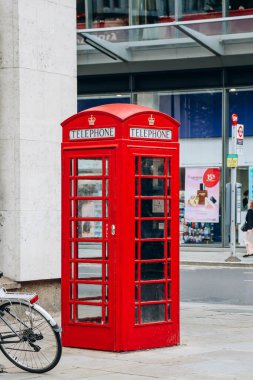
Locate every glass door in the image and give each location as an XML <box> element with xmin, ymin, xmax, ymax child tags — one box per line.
<box><xmin>62</xmin><ymin>149</ymin><xmax>116</xmax><ymax>349</ymax></box>
<box><xmin>134</xmin><ymin>156</ymin><xmax>172</xmax><ymax>324</ymax></box>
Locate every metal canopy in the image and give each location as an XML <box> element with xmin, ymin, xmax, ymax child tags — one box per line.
<box><xmin>78</xmin><ymin>16</ymin><xmax>253</xmax><ymax>64</ymax></box>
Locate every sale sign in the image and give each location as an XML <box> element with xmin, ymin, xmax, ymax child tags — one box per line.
<box><xmin>185</xmin><ymin>167</ymin><xmax>220</xmax><ymax>223</ymax></box>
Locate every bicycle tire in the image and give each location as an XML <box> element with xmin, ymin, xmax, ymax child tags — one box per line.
<box><xmin>0</xmin><ymin>301</ymin><xmax>62</xmax><ymax>373</ymax></box>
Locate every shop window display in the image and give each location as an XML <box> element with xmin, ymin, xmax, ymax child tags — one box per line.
<box><xmin>179</xmin><ymin>168</ymin><xmax>222</xmax><ymax>245</ymax></box>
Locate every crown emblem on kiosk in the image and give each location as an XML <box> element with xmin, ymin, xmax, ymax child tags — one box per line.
<box><xmin>148</xmin><ymin>114</ymin><xmax>155</xmax><ymax>126</ymax></box>
<box><xmin>88</xmin><ymin>114</ymin><xmax>96</xmax><ymax>126</ymax></box>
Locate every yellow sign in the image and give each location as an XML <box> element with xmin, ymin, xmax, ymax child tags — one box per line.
<box><xmin>227</xmin><ymin>154</ymin><xmax>238</xmax><ymax>168</ymax></box>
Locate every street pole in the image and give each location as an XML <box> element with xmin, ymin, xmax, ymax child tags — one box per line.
<box><xmin>226</xmin><ymin>114</ymin><xmax>241</xmax><ymax>262</ymax></box>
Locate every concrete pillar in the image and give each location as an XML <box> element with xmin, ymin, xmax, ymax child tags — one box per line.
<box><xmin>0</xmin><ymin>0</ymin><xmax>77</xmax><ymax>281</ymax></box>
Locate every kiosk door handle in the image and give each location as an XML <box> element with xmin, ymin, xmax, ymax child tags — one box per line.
<box><xmin>111</xmin><ymin>225</ymin><xmax>116</xmax><ymax>236</ymax></box>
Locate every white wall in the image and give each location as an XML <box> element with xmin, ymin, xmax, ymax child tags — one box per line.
<box><xmin>180</xmin><ymin>138</ymin><xmax>222</xmax><ymax>167</ymax></box>
<box><xmin>0</xmin><ymin>0</ymin><xmax>77</xmax><ymax>281</ymax></box>
<box><xmin>180</xmin><ymin>137</ymin><xmax>253</xmax><ymax>168</ymax></box>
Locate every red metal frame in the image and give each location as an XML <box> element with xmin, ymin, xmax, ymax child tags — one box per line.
<box><xmin>61</xmin><ymin>104</ymin><xmax>180</xmax><ymax>351</ymax></box>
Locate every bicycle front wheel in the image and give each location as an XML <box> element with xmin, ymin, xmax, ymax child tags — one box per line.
<box><xmin>0</xmin><ymin>301</ymin><xmax>62</xmax><ymax>373</ymax></box>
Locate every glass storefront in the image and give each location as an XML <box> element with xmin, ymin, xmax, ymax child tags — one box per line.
<box><xmin>77</xmin><ymin>0</ymin><xmax>253</xmax><ymax>29</ymax></box>
<box><xmin>77</xmin><ymin>87</ymin><xmax>253</xmax><ymax>247</ymax></box>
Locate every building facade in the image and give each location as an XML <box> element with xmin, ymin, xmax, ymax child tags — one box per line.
<box><xmin>0</xmin><ymin>0</ymin><xmax>77</xmax><ymax>282</ymax></box>
<box><xmin>1</xmin><ymin>0</ymin><xmax>253</xmax><ymax>284</ymax></box>
<box><xmin>77</xmin><ymin>0</ymin><xmax>253</xmax><ymax>249</ymax></box>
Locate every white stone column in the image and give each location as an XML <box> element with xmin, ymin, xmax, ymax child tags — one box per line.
<box><xmin>0</xmin><ymin>0</ymin><xmax>77</xmax><ymax>281</ymax></box>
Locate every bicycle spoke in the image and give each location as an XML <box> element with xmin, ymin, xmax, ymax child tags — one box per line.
<box><xmin>0</xmin><ymin>301</ymin><xmax>61</xmax><ymax>373</ymax></box>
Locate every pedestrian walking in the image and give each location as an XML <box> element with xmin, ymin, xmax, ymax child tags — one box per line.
<box><xmin>243</xmin><ymin>199</ymin><xmax>253</xmax><ymax>257</ymax></box>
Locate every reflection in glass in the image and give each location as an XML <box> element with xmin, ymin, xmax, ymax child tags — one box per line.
<box><xmin>78</xmin><ymin>221</ymin><xmax>103</xmax><ymax>238</ymax></box>
<box><xmin>135</xmin><ymin>157</ymin><xmax>139</xmax><ymax>174</ymax></box>
<box><xmin>70</xmin><ymin>201</ymin><xmax>75</xmax><ymax>218</ymax></box>
<box><xmin>141</xmin><ymin>241</ymin><xmax>164</xmax><ymax>260</ymax></box>
<box><xmin>168</xmin><ymin>283</ymin><xmax>171</xmax><ymax>299</ymax></box>
<box><xmin>141</xmin><ymin>220</ymin><xmax>164</xmax><ymax>238</ymax></box>
<box><xmin>167</xmin><ymin>160</ymin><xmax>171</xmax><ymax>176</ymax></box>
<box><xmin>141</xmin><ymin>199</ymin><xmax>166</xmax><ymax>217</ymax></box>
<box><xmin>135</xmin><ymin>200</ymin><xmax>139</xmax><ymax>217</ymax></box>
<box><xmin>77</xmin><ymin>200</ymin><xmax>102</xmax><ymax>218</ymax></box>
<box><xmin>167</xmin><ymin>262</ymin><xmax>171</xmax><ymax>279</ymax></box>
<box><xmin>70</xmin><ymin>180</ymin><xmax>74</xmax><ymax>196</ymax></box>
<box><xmin>70</xmin><ymin>242</ymin><xmax>75</xmax><ymax>259</ymax></box>
<box><xmin>78</xmin><ymin>242</ymin><xmax>102</xmax><ymax>259</ymax></box>
<box><xmin>141</xmin><ymin>283</ymin><xmax>165</xmax><ymax>301</ymax></box>
<box><xmin>141</xmin><ymin>178</ymin><xmax>164</xmax><ymax>196</ymax></box>
<box><xmin>77</xmin><ymin>263</ymin><xmax>102</xmax><ymax>280</ymax></box>
<box><xmin>168</xmin><ymin>303</ymin><xmax>171</xmax><ymax>320</ymax></box>
<box><xmin>70</xmin><ymin>221</ymin><xmax>75</xmax><ymax>238</ymax></box>
<box><xmin>77</xmin><ymin>305</ymin><xmax>102</xmax><ymax>323</ymax></box>
<box><xmin>141</xmin><ymin>262</ymin><xmax>164</xmax><ymax>280</ymax></box>
<box><xmin>167</xmin><ymin>241</ymin><xmax>171</xmax><ymax>258</ymax></box>
<box><xmin>135</xmin><ymin>306</ymin><xmax>138</xmax><ymax>324</ymax></box>
<box><xmin>135</xmin><ymin>242</ymin><xmax>139</xmax><ymax>260</ymax></box>
<box><xmin>77</xmin><ymin>159</ymin><xmax>102</xmax><ymax>176</ymax></box>
<box><xmin>70</xmin><ymin>159</ymin><xmax>74</xmax><ymax>176</ymax></box>
<box><xmin>77</xmin><ymin>179</ymin><xmax>102</xmax><ymax>196</ymax></box>
<box><xmin>141</xmin><ymin>158</ymin><xmax>164</xmax><ymax>175</ymax></box>
<box><xmin>135</xmin><ymin>221</ymin><xmax>139</xmax><ymax>238</ymax></box>
<box><xmin>135</xmin><ymin>178</ymin><xmax>139</xmax><ymax>195</ymax></box>
<box><xmin>141</xmin><ymin>304</ymin><xmax>165</xmax><ymax>323</ymax></box>
<box><xmin>77</xmin><ymin>284</ymin><xmax>102</xmax><ymax>301</ymax></box>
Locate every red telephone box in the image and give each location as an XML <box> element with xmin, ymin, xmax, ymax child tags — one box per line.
<box><xmin>61</xmin><ymin>103</ymin><xmax>180</xmax><ymax>351</ymax></box>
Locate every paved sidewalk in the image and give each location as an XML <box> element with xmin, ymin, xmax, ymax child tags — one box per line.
<box><xmin>1</xmin><ymin>302</ymin><xmax>253</xmax><ymax>379</ymax></box>
<box><xmin>181</xmin><ymin>248</ymin><xmax>253</xmax><ymax>266</ymax></box>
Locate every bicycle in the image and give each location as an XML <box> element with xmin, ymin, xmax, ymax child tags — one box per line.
<box><xmin>0</xmin><ymin>271</ymin><xmax>62</xmax><ymax>373</ymax></box>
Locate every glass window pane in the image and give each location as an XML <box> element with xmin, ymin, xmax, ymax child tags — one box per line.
<box><xmin>141</xmin><ymin>304</ymin><xmax>165</xmax><ymax>323</ymax></box>
<box><xmin>141</xmin><ymin>158</ymin><xmax>164</xmax><ymax>175</ymax></box>
<box><xmin>77</xmin><ymin>179</ymin><xmax>102</xmax><ymax>196</ymax></box>
<box><xmin>135</xmin><ymin>200</ymin><xmax>139</xmax><ymax>217</ymax></box>
<box><xmin>141</xmin><ymin>199</ymin><xmax>166</xmax><ymax>217</ymax></box>
<box><xmin>141</xmin><ymin>241</ymin><xmax>164</xmax><ymax>260</ymax></box>
<box><xmin>141</xmin><ymin>178</ymin><xmax>164</xmax><ymax>196</ymax></box>
<box><xmin>78</xmin><ymin>242</ymin><xmax>102</xmax><ymax>259</ymax></box>
<box><xmin>70</xmin><ymin>180</ymin><xmax>75</xmax><ymax>196</ymax></box>
<box><xmin>78</xmin><ymin>221</ymin><xmax>103</xmax><ymax>238</ymax></box>
<box><xmin>168</xmin><ymin>283</ymin><xmax>171</xmax><ymax>299</ymax></box>
<box><xmin>141</xmin><ymin>262</ymin><xmax>165</xmax><ymax>280</ymax></box>
<box><xmin>70</xmin><ymin>159</ymin><xmax>74</xmax><ymax>176</ymax></box>
<box><xmin>135</xmin><ymin>306</ymin><xmax>139</xmax><ymax>324</ymax></box>
<box><xmin>135</xmin><ymin>179</ymin><xmax>139</xmax><ymax>195</ymax></box>
<box><xmin>135</xmin><ymin>157</ymin><xmax>139</xmax><ymax>174</ymax></box>
<box><xmin>141</xmin><ymin>220</ymin><xmax>164</xmax><ymax>238</ymax></box>
<box><xmin>77</xmin><ymin>284</ymin><xmax>102</xmax><ymax>301</ymax></box>
<box><xmin>167</xmin><ymin>262</ymin><xmax>171</xmax><ymax>279</ymax></box>
<box><xmin>77</xmin><ymin>305</ymin><xmax>102</xmax><ymax>323</ymax></box>
<box><xmin>141</xmin><ymin>283</ymin><xmax>165</xmax><ymax>301</ymax></box>
<box><xmin>78</xmin><ymin>200</ymin><xmax>102</xmax><ymax>218</ymax></box>
<box><xmin>77</xmin><ymin>159</ymin><xmax>102</xmax><ymax>176</ymax></box>
<box><xmin>70</xmin><ymin>200</ymin><xmax>75</xmax><ymax>218</ymax></box>
<box><xmin>135</xmin><ymin>242</ymin><xmax>139</xmax><ymax>260</ymax></box>
<box><xmin>78</xmin><ymin>263</ymin><xmax>102</xmax><ymax>280</ymax></box>
<box><xmin>167</xmin><ymin>241</ymin><xmax>171</xmax><ymax>258</ymax></box>
<box><xmin>167</xmin><ymin>160</ymin><xmax>170</xmax><ymax>176</ymax></box>
<box><xmin>168</xmin><ymin>303</ymin><xmax>171</xmax><ymax>320</ymax></box>
<box><xmin>135</xmin><ymin>221</ymin><xmax>139</xmax><ymax>238</ymax></box>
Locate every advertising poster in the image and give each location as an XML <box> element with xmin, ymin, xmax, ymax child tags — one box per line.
<box><xmin>249</xmin><ymin>167</ymin><xmax>253</xmax><ymax>202</ymax></box>
<box><xmin>185</xmin><ymin>167</ymin><xmax>220</xmax><ymax>223</ymax></box>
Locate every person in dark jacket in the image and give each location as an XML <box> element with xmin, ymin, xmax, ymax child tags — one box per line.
<box><xmin>243</xmin><ymin>200</ymin><xmax>253</xmax><ymax>257</ymax></box>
